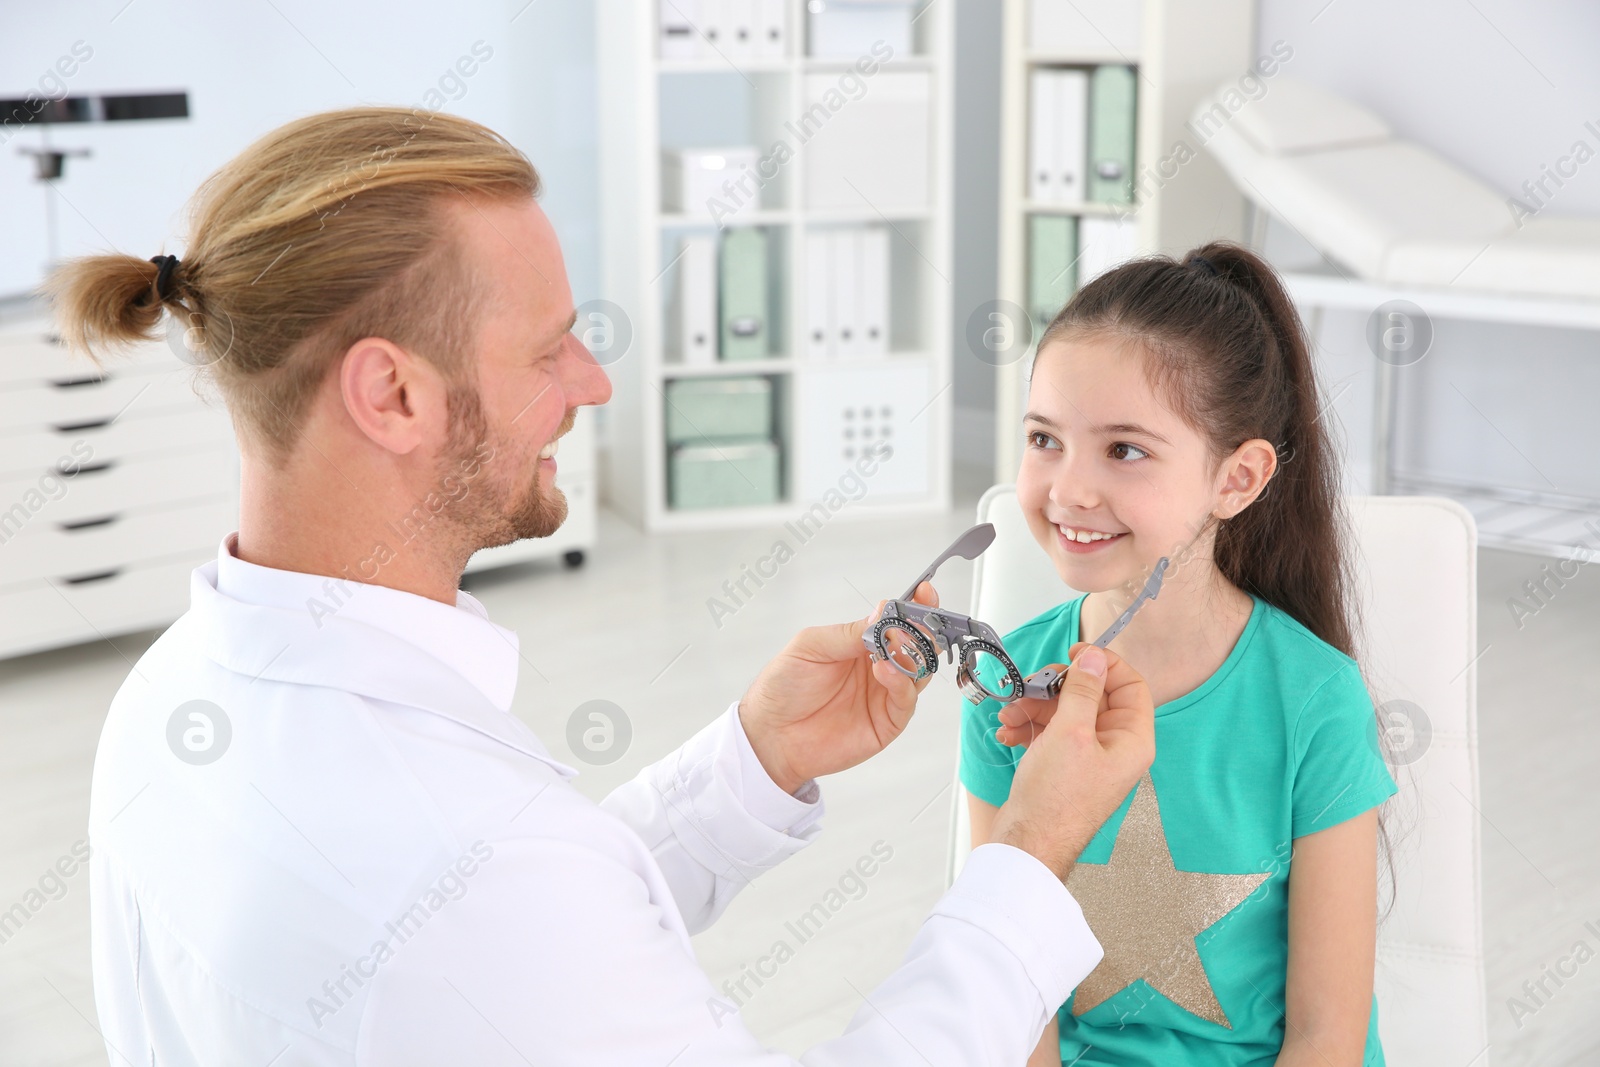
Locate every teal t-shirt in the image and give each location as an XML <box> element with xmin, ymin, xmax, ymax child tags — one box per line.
<box><xmin>960</xmin><ymin>592</ymin><xmax>1397</xmax><ymax>1067</ymax></box>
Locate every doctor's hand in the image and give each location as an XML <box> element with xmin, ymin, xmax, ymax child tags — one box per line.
<box><xmin>738</xmin><ymin>582</ymin><xmax>940</xmax><ymax>795</ymax></box>
<box><xmin>989</xmin><ymin>644</ymin><xmax>1155</xmax><ymax>883</ymax></box>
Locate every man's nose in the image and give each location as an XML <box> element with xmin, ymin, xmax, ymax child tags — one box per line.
<box><xmin>566</xmin><ymin>332</ymin><xmax>614</xmax><ymax>407</ymax></box>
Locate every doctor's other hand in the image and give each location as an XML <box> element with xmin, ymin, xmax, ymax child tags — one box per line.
<box><xmin>988</xmin><ymin>645</ymin><xmax>1155</xmax><ymax>883</ymax></box>
<box><xmin>739</xmin><ymin>581</ymin><xmax>940</xmax><ymax>796</ymax></box>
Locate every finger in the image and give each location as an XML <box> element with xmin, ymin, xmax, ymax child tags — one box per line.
<box><xmin>1065</xmin><ymin>642</ymin><xmax>1153</xmax><ymax>748</ymax></box>
<box><xmin>872</xmin><ymin>657</ymin><xmax>920</xmax><ymax>731</ymax></box>
<box><xmin>1049</xmin><ymin>644</ymin><xmax>1109</xmax><ymax>734</ymax></box>
<box><xmin>911</xmin><ymin>580</ymin><xmax>940</xmax><ymax>607</ymax></box>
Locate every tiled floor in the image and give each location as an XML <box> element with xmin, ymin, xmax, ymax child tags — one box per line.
<box><xmin>0</xmin><ymin>470</ymin><xmax>1595</xmax><ymax>1065</ymax></box>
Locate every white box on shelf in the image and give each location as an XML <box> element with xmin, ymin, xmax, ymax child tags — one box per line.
<box><xmin>1028</xmin><ymin>0</ymin><xmax>1141</xmax><ymax>57</ymax></box>
<box><xmin>660</xmin><ymin>0</ymin><xmax>701</xmax><ymax>59</ymax></box>
<box><xmin>807</xmin><ymin>0</ymin><xmax>917</xmax><ymax>58</ymax></box>
<box><xmin>1078</xmin><ymin>214</ymin><xmax>1138</xmax><ymax>286</ymax></box>
<box><xmin>801</xmin><ymin>71</ymin><xmax>930</xmax><ymax>212</ymax></box>
<box><xmin>671</xmin><ymin>235</ymin><xmax>718</xmax><ymax>364</ymax></box>
<box><xmin>798</xmin><ymin>360</ymin><xmax>931</xmax><ymax>500</ymax></box>
<box><xmin>662</xmin><ymin>146</ymin><xmax>760</xmax><ymax>218</ymax></box>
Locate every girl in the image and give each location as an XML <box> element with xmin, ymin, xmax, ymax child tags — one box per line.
<box><xmin>961</xmin><ymin>242</ymin><xmax>1395</xmax><ymax>1066</ymax></box>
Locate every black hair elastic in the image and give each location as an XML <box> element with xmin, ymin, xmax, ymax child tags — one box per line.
<box><xmin>1189</xmin><ymin>255</ymin><xmax>1219</xmax><ymax>277</ymax></box>
<box><xmin>149</xmin><ymin>254</ymin><xmax>180</xmax><ymax>301</ymax></box>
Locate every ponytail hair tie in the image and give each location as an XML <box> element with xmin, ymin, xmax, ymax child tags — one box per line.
<box><xmin>149</xmin><ymin>254</ymin><xmax>181</xmax><ymax>302</ymax></box>
<box><xmin>1188</xmin><ymin>255</ymin><xmax>1219</xmax><ymax>277</ymax></box>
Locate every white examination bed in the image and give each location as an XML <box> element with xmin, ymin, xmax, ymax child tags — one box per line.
<box><xmin>1195</xmin><ymin>79</ymin><xmax>1600</xmax><ymax>553</ymax></box>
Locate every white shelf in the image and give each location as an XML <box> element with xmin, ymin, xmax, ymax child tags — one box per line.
<box><xmin>1022</xmin><ymin>199</ymin><xmax>1134</xmax><ymax>217</ymax></box>
<box><xmin>993</xmin><ymin>0</ymin><xmax>1257</xmax><ymax>483</ymax></box>
<box><xmin>598</xmin><ymin>0</ymin><xmax>955</xmax><ymax>531</ymax></box>
<box><xmin>660</xmin><ymin>358</ymin><xmax>796</xmax><ymax>378</ymax></box>
<box><xmin>1026</xmin><ymin>49</ymin><xmax>1142</xmax><ymax>65</ymax></box>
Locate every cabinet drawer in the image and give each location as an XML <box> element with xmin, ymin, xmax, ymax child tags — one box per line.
<box><xmin>0</xmin><ymin>449</ymin><xmax>236</xmax><ymax>529</ymax></box>
<box><xmin>0</xmin><ymin>366</ymin><xmax>212</xmax><ymax>430</ymax></box>
<box><xmin>0</xmin><ymin>496</ymin><xmax>235</xmax><ymax>587</ymax></box>
<box><xmin>0</xmin><ymin>552</ymin><xmax>206</xmax><ymax>658</ymax></box>
<box><xmin>0</xmin><ymin>327</ymin><xmax>179</xmax><ymax>387</ymax></box>
<box><xmin>0</xmin><ymin>407</ymin><xmax>232</xmax><ymax>480</ymax></box>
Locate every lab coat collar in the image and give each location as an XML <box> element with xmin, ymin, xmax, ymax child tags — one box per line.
<box><xmin>192</xmin><ymin>533</ymin><xmax>578</xmax><ymax>779</ymax></box>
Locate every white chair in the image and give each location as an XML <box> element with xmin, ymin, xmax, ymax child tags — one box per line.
<box><xmin>945</xmin><ymin>485</ymin><xmax>1488</xmax><ymax>1066</ymax></box>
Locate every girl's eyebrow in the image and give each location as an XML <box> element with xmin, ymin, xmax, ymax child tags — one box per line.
<box><xmin>1023</xmin><ymin>411</ymin><xmax>1171</xmax><ymax>446</ymax></box>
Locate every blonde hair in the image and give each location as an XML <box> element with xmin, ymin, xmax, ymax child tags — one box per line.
<box><xmin>42</xmin><ymin>106</ymin><xmax>539</xmax><ymax>464</ymax></box>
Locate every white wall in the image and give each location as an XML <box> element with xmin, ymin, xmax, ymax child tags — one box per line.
<box><xmin>0</xmin><ymin>0</ymin><xmax>600</xmax><ymax>306</ymax></box>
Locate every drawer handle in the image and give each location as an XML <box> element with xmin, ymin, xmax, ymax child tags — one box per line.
<box><xmin>53</xmin><ymin>417</ymin><xmax>113</xmax><ymax>433</ymax></box>
<box><xmin>60</xmin><ymin>460</ymin><xmax>115</xmax><ymax>476</ymax></box>
<box><xmin>49</xmin><ymin>374</ymin><xmax>109</xmax><ymax>389</ymax></box>
<box><xmin>59</xmin><ymin>513</ymin><xmax>119</xmax><ymax>532</ymax></box>
<box><xmin>63</xmin><ymin>568</ymin><xmax>122</xmax><ymax>585</ymax></box>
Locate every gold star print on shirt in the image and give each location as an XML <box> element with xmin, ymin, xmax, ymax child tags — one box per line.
<box><xmin>1065</xmin><ymin>772</ymin><xmax>1270</xmax><ymax>1028</ymax></box>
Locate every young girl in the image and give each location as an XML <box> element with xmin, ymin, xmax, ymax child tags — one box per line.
<box><xmin>962</xmin><ymin>242</ymin><xmax>1396</xmax><ymax>1066</ymax></box>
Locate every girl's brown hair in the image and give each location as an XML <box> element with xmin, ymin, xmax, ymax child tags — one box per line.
<box><xmin>1037</xmin><ymin>240</ymin><xmax>1398</xmax><ymax>917</ymax></box>
<box><xmin>41</xmin><ymin>106</ymin><xmax>539</xmax><ymax>465</ymax></box>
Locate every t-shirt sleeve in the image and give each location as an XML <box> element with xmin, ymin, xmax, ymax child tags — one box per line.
<box><xmin>1290</xmin><ymin>661</ymin><xmax>1398</xmax><ymax>838</ymax></box>
<box><xmin>958</xmin><ymin>691</ymin><xmax>1017</xmax><ymax>810</ymax></box>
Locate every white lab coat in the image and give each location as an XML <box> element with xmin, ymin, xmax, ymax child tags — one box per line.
<box><xmin>87</xmin><ymin>534</ymin><xmax>1103</xmax><ymax>1066</ymax></box>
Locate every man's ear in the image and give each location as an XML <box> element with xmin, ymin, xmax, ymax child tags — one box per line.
<box><xmin>338</xmin><ymin>337</ymin><xmax>450</xmax><ymax>456</ymax></box>
<box><xmin>1216</xmin><ymin>437</ymin><xmax>1279</xmax><ymax>518</ymax></box>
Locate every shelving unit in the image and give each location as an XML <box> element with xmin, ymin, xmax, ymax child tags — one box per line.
<box><xmin>992</xmin><ymin>0</ymin><xmax>1257</xmax><ymax>483</ymax></box>
<box><xmin>596</xmin><ymin>0</ymin><xmax>954</xmax><ymax>532</ymax></box>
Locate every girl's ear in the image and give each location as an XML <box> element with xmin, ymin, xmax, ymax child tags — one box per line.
<box><xmin>1214</xmin><ymin>437</ymin><xmax>1279</xmax><ymax>519</ymax></box>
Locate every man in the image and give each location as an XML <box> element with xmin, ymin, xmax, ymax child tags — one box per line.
<box><xmin>56</xmin><ymin>108</ymin><xmax>1154</xmax><ymax>1065</ymax></box>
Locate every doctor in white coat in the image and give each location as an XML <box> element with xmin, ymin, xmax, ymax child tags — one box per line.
<box><xmin>52</xmin><ymin>107</ymin><xmax>1156</xmax><ymax>1066</ymax></box>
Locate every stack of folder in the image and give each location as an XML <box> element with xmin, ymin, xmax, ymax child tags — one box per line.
<box><xmin>1028</xmin><ymin>64</ymin><xmax>1137</xmax><ymax>206</ymax></box>
<box><xmin>659</xmin><ymin>0</ymin><xmax>788</xmax><ymax>61</ymax></box>
<box><xmin>669</xmin><ymin>228</ymin><xmax>772</xmax><ymax>366</ymax></box>
<box><xmin>805</xmin><ymin>226</ymin><xmax>890</xmax><ymax>362</ymax></box>
<box><xmin>1027</xmin><ymin>214</ymin><xmax>1138</xmax><ymax>329</ymax></box>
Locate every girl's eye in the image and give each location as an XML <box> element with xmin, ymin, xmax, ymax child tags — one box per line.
<box><xmin>1026</xmin><ymin>430</ymin><xmax>1059</xmax><ymax>451</ymax></box>
<box><xmin>1110</xmin><ymin>442</ymin><xmax>1149</xmax><ymax>462</ymax></box>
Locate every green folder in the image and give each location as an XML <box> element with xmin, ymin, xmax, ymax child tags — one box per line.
<box><xmin>1028</xmin><ymin>214</ymin><xmax>1078</xmax><ymax>333</ymax></box>
<box><xmin>719</xmin><ymin>228</ymin><xmax>768</xmax><ymax>361</ymax></box>
<box><xmin>1088</xmin><ymin>65</ymin><xmax>1137</xmax><ymax>204</ymax></box>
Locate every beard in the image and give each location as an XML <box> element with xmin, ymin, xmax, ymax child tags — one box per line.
<box><xmin>438</xmin><ymin>380</ymin><xmax>569</xmax><ymax>555</ymax></box>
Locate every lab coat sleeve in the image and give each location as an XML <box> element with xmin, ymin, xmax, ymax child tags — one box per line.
<box><xmin>358</xmin><ymin>836</ymin><xmax>1104</xmax><ymax>1066</ymax></box>
<box><xmin>600</xmin><ymin>699</ymin><xmax>825</xmax><ymax>932</ymax></box>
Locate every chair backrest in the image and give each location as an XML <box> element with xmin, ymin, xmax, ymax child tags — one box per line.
<box><xmin>946</xmin><ymin>485</ymin><xmax>1487</xmax><ymax>1067</ymax></box>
